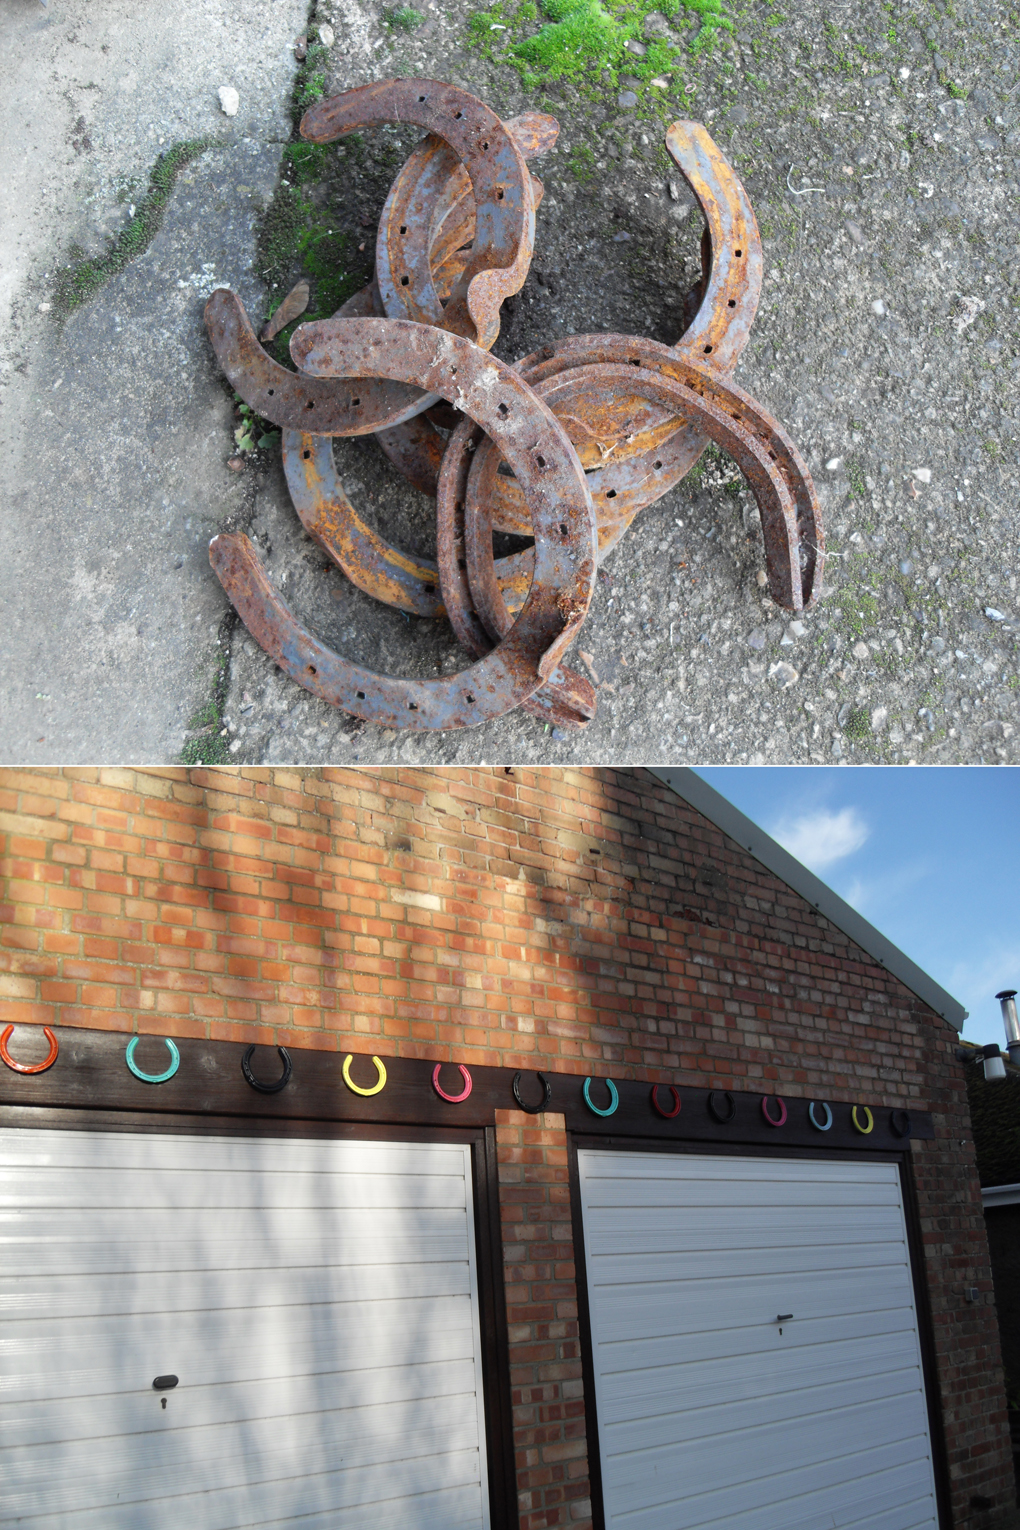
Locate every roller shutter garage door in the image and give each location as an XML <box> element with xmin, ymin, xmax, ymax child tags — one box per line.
<box><xmin>577</xmin><ymin>1151</ymin><xmax>939</xmax><ymax>1530</ymax></box>
<box><xmin>0</xmin><ymin>1127</ymin><xmax>492</xmax><ymax>1530</ymax></box>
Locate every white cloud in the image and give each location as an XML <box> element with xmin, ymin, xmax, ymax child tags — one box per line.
<box><xmin>769</xmin><ymin>806</ymin><xmax>870</xmax><ymax>873</ymax></box>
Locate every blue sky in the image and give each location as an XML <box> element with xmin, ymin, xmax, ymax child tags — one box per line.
<box><xmin>694</xmin><ymin>768</ymin><xmax>1020</xmax><ymax>1047</ymax></box>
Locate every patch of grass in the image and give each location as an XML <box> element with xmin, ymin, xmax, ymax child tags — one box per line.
<box><xmin>468</xmin><ymin>0</ymin><xmax>731</xmax><ymax>97</ymax></box>
<box><xmin>386</xmin><ymin>4</ymin><xmax>425</xmax><ymax>28</ymax></box>
<box><xmin>52</xmin><ymin>138</ymin><xmax>214</xmax><ymax>315</ymax></box>
<box><xmin>846</xmin><ymin>456</ymin><xmax>867</xmax><ymax>498</ymax></box>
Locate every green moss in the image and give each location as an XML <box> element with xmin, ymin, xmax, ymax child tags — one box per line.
<box><xmin>844</xmin><ymin>705</ymin><xmax>871</xmax><ymax>740</ymax></box>
<box><xmin>468</xmin><ymin>0</ymin><xmax>730</xmax><ymax>96</ymax></box>
<box><xmin>568</xmin><ymin>142</ymin><xmax>598</xmax><ymax>182</ymax></box>
<box><xmin>180</xmin><ymin>645</ymin><xmax>231</xmax><ymax>766</ymax></box>
<box><xmin>52</xmin><ymin>138</ymin><xmax>214</xmax><ymax>315</ymax></box>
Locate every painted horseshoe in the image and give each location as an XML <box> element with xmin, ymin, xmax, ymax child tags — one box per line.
<box><xmin>707</xmin><ymin>1090</ymin><xmax>736</xmax><ymax>1124</ymax></box>
<box><xmin>760</xmin><ymin>1095</ymin><xmax>788</xmax><ymax>1128</ymax></box>
<box><xmin>651</xmin><ymin>1084</ymin><xmax>682</xmax><ymax>1119</ymax></box>
<box><xmin>432</xmin><ymin>1062</ymin><xmax>472</xmax><ymax>1103</ymax></box>
<box><xmin>342</xmin><ymin>1053</ymin><xmax>388</xmax><ymax>1097</ymax></box>
<box><xmin>125</xmin><ymin>1036</ymin><xmax>180</xmax><ymax>1085</ymax></box>
<box><xmin>242</xmin><ymin>1045</ymin><xmax>292</xmax><ymax>1094</ymax></box>
<box><xmin>583</xmin><ymin>1077</ymin><xmax>619</xmax><ymax>1117</ymax></box>
<box><xmin>512</xmin><ymin>1070</ymin><xmax>552</xmax><ymax>1114</ymax></box>
<box><xmin>890</xmin><ymin>1108</ymin><xmax>912</xmax><ymax>1139</ymax></box>
<box><xmin>0</xmin><ymin>1024</ymin><xmax>59</xmax><ymax>1075</ymax></box>
<box><xmin>808</xmin><ymin>1100</ymin><xmax>833</xmax><ymax>1131</ymax></box>
<box><xmin>851</xmin><ymin>1105</ymin><xmax>875</xmax><ymax>1135</ymax></box>
<box><xmin>211</xmin><ymin>318</ymin><xmax>596</xmax><ymax>732</ymax></box>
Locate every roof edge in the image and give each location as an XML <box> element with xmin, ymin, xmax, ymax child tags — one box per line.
<box><xmin>648</xmin><ymin>767</ymin><xmax>968</xmax><ymax>1030</ymax></box>
<box><xmin>982</xmin><ymin>1183</ymin><xmax>1020</xmax><ymax>1207</ymax></box>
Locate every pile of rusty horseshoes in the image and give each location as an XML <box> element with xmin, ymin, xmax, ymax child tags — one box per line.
<box><xmin>205</xmin><ymin>78</ymin><xmax>824</xmax><ymax>733</ymax></box>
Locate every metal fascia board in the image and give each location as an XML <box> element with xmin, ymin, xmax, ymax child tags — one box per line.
<box><xmin>981</xmin><ymin>1182</ymin><xmax>1020</xmax><ymax>1207</ymax></box>
<box><xmin>648</xmin><ymin>767</ymin><xmax>968</xmax><ymax>1030</ymax></box>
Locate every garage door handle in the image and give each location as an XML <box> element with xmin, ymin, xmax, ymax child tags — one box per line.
<box><xmin>153</xmin><ymin>1375</ymin><xmax>179</xmax><ymax>1390</ymax></box>
<box><xmin>776</xmin><ymin>1314</ymin><xmax>793</xmax><ymax>1323</ymax></box>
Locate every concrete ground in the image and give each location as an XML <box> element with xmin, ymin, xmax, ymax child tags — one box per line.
<box><xmin>2</xmin><ymin>0</ymin><xmax>1017</xmax><ymax>765</ymax></box>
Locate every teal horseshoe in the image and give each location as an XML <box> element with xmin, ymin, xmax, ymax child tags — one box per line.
<box><xmin>126</xmin><ymin>1036</ymin><xmax>180</xmax><ymax>1085</ymax></box>
<box><xmin>583</xmin><ymin>1077</ymin><xmax>619</xmax><ymax>1117</ymax></box>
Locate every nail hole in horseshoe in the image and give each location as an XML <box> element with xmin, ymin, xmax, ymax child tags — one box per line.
<box><xmin>307</xmin><ymin>664</ymin><xmax>317</xmax><ymax>676</ymax></box>
<box><xmin>356</xmin><ymin>689</ymin><xmax>366</xmax><ymax>699</ymax></box>
<box><xmin>605</xmin><ymin>489</ymin><xmax>617</xmax><ymax>499</ymax></box>
<box><xmin>629</xmin><ymin>357</ymin><xmax>641</xmax><ymax>366</ymax></box>
<box><xmin>735</xmin><ymin>248</ymin><xmax>742</xmax><ymax>256</ymax></box>
<box><xmin>560</xmin><ymin>523</ymin><xmax>569</xmax><ymax>535</ymax></box>
<box><xmin>305</xmin><ymin>399</ymin><xmax>315</xmax><ymax>410</ymax></box>
<box><xmin>704</xmin><ymin>344</ymin><xmax>713</xmax><ymax>354</ymax></box>
<box><xmin>268</xmin><ymin>388</ymin><xmax>275</xmax><ymax>396</ymax></box>
<box><xmin>400</xmin><ymin>274</ymin><xmax>410</xmax><ymax>286</ymax></box>
<box><xmin>422</xmin><ymin>583</ymin><xmax>435</xmax><ymax>594</ymax></box>
<box><xmin>466</xmin><ymin>692</ymin><xmax>475</xmax><ymax>703</ymax></box>
<box><xmin>481</xmin><ymin>140</ymin><xmax>489</xmax><ymax>149</ymax></box>
<box><xmin>454</xmin><ymin>109</ymin><xmax>463</xmax><ymax>118</ymax></box>
<box><xmin>408</xmin><ymin>702</ymin><xmax>418</xmax><ymax>710</ymax></box>
<box><xmin>498</xmin><ymin>402</ymin><xmax>509</xmax><ymax>416</ymax></box>
<box><xmin>535</xmin><ymin>453</ymin><xmax>546</xmax><ymax>467</ymax></box>
<box><xmin>351</xmin><ymin>397</ymin><xmax>360</xmax><ymax>407</ymax></box>
<box><xmin>302</xmin><ymin>450</ymin><xmax>311</xmax><ymax>459</ymax></box>
<box><xmin>653</xmin><ymin>460</ymin><xmax>663</xmax><ymax>469</ymax></box>
<box><xmin>451</xmin><ymin>366</ymin><xmax>457</xmax><ymax>375</ymax></box>
<box><xmin>496</xmin><ymin>188</ymin><xmax>504</xmax><ymax>199</ymax></box>
<box><xmin>728</xmin><ymin>299</ymin><xmax>737</xmax><ymax>307</ymax></box>
<box><xmin>418</xmin><ymin>94</ymin><xmax>427</xmax><ymax>101</ymax></box>
<box><xmin>399</xmin><ymin>224</ymin><xmax>407</xmax><ymax>234</ymax></box>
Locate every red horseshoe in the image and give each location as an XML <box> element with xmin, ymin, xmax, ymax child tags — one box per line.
<box><xmin>1</xmin><ymin>1025</ymin><xmax>59</xmax><ymax>1075</ymax></box>
<box><xmin>760</xmin><ymin>1095</ymin><xmax>787</xmax><ymax>1127</ymax></box>
<box><xmin>651</xmin><ymin>1084</ymin><xmax>681</xmax><ymax>1119</ymax></box>
<box><xmin>432</xmin><ymin>1063</ymin><xmax>472</xmax><ymax>1103</ymax></box>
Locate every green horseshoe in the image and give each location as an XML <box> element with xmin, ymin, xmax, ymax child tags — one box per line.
<box><xmin>583</xmin><ymin>1077</ymin><xmax>619</xmax><ymax>1117</ymax></box>
<box><xmin>126</xmin><ymin>1036</ymin><xmax>180</xmax><ymax>1085</ymax></box>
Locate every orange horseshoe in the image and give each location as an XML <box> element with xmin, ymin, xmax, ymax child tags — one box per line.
<box><xmin>1</xmin><ymin>1025</ymin><xmax>59</xmax><ymax>1074</ymax></box>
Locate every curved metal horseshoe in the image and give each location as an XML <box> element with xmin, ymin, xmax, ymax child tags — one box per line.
<box><xmin>342</xmin><ymin>1053</ymin><xmax>388</xmax><ymax>1097</ymax></box>
<box><xmin>432</xmin><ymin>1062</ymin><xmax>472</xmax><ymax>1103</ymax></box>
<box><xmin>125</xmin><ymin>1036</ymin><xmax>180</xmax><ymax>1085</ymax></box>
<box><xmin>242</xmin><ymin>1045</ymin><xmax>292</xmax><ymax>1094</ymax></box>
<box><xmin>301</xmin><ymin>79</ymin><xmax>535</xmax><ymax>351</ymax></box>
<box><xmin>760</xmin><ymin>1095</ymin><xmax>788</xmax><ymax>1127</ymax></box>
<box><xmin>211</xmin><ymin>319</ymin><xmax>596</xmax><ymax>731</ymax></box>
<box><xmin>808</xmin><ymin>1100</ymin><xmax>833</xmax><ymax>1132</ymax></box>
<box><xmin>651</xmin><ymin>1084</ymin><xmax>682</xmax><ymax>1119</ymax></box>
<box><xmin>851</xmin><ymin>1105</ymin><xmax>875</xmax><ymax>1135</ymax></box>
<box><xmin>707</xmin><ymin>1089</ymin><xmax>736</xmax><ymax>1124</ymax></box>
<box><xmin>0</xmin><ymin>1024</ymin><xmax>59</xmax><ymax>1075</ymax></box>
<box><xmin>512</xmin><ymin>1070</ymin><xmax>551</xmax><ymax>1114</ymax></box>
<box><xmin>889</xmin><ymin>1108</ymin><xmax>912</xmax><ymax>1139</ymax></box>
<box><xmin>583</xmin><ymin>1077</ymin><xmax>620</xmax><ymax>1117</ymax></box>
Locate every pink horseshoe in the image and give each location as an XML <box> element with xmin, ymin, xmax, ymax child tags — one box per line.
<box><xmin>651</xmin><ymin>1084</ymin><xmax>681</xmax><ymax>1119</ymax></box>
<box><xmin>761</xmin><ymin>1095</ymin><xmax>787</xmax><ymax>1127</ymax></box>
<box><xmin>432</xmin><ymin>1063</ymin><xmax>473</xmax><ymax>1103</ymax></box>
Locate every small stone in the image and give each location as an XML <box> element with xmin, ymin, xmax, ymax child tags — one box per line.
<box><xmin>911</xmin><ymin>467</ymin><xmax>932</xmax><ymax>483</ymax></box>
<box><xmin>755</xmin><ymin>570</ymin><xmax>768</xmax><ymax>588</ymax></box>
<box><xmin>788</xmin><ymin>620</ymin><xmax>806</xmax><ymax>638</ymax></box>
<box><xmin>617</xmin><ymin>91</ymin><xmax>639</xmax><ymax>108</ymax></box>
<box><xmin>825</xmin><ymin>457</ymin><xmax>842</xmax><ymax>472</ymax></box>
<box><xmin>831</xmin><ymin>737</ymin><xmax>843</xmax><ymax>757</ymax></box>
<box><xmin>37</xmin><ymin>302</ymin><xmax>51</xmax><ymax>312</ymax></box>
<box><xmin>728</xmin><ymin>105</ymin><xmax>748</xmax><ymax>126</ymax></box>
<box><xmin>642</xmin><ymin>10</ymin><xmax>671</xmax><ymax>35</ymax></box>
<box><xmin>899</xmin><ymin>559</ymin><xmax>913</xmax><ymax>576</ymax></box>
<box><xmin>985</xmin><ymin>607</ymin><xmax>1006</xmax><ymax>621</ymax></box>
<box><xmin>650</xmin><ymin>76</ymin><xmax>669</xmax><ymax>89</ymax></box>
<box><xmin>845</xmin><ymin>222</ymin><xmax>864</xmax><ymax>245</ymax></box>
<box><xmin>613</xmin><ymin>230</ymin><xmax>632</xmax><ymax>242</ymax></box>
<box><xmin>780</xmin><ymin>633</ymin><xmax>794</xmax><ymax>646</ymax></box>
<box><xmin>747</xmin><ymin>629</ymin><xmax>766</xmax><ymax>651</ymax></box>
<box><xmin>871</xmin><ymin>706</ymin><xmax>888</xmax><ymax>732</ymax></box>
<box><xmin>668</xmin><ymin>179</ymin><xmax>681</xmax><ymax>201</ymax></box>
<box><xmin>227</xmin><ymin>456</ymin><xmax>245</xmax><ymax>472</ymax></box>
<box><xmin>625</xmin><ymin>38</ymin><xmax>647</xmax><ymax>55</ymax></box>
<box><xmin>768</xmin><ymin>661</ymin><xmax>799</xmax><ymax>689</ymax></box>
<box><xmin>933</xmin><ymin>52</ymin><xmax>946</xmax><ymax>71</ymax></box>
<box><xmin>319</xmin><ymin>23</ymin><xmax>335</xmax><ymax>45</ymax></box>
<box><xmin>852</xmin><ymin>641</ymin><xmax>870</xmax><ymax>660</ymax></box>
<box><xmin>871</xmin><ymin>299</ymin><xmax>886</xmax><ymax>316</ymax></box>
<box><xmin>218</xmin><ymin>86</ymin><xmax>239</xmax><ymax>117</ymax></box>
<box><xmin>898</xmin><ymin>65</ymin><xmax>911</xmax><ymax>80</ymax></box>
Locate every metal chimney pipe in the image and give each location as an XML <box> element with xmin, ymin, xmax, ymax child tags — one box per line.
<box><xmin>997</xmin><ymin>990</ymin><xmax>1020</xmax><ymax>1067</ymax></box>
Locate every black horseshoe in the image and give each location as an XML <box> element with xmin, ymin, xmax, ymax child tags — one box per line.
<box><xmin>241</xmin><ymin>1045</ymin><xmax>292</xmax><ymax>1094</ymax></box>
<box><xmin>707</xmin><ymin>1089</ymin><xmax>736</xmax><ymax>1124</ymax></box>
<box><xmin>512</xmin><ymin>1070</ymin><xmax>552</xmax><ymax>1114</ymax></box>
<box><xmin>890</xmin><ymin>1108</ymin><xmax>912</xmax><ymax>1139</ymax></box>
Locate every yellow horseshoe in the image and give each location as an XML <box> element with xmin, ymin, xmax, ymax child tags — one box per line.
<box><xmin>851</xmin><ymin>1105</ymin><xmax>874</xmax><ymax>1135</ymax></box>
<box><xmin>342</xmin><ymin>1053</ymin><xmax>387</xmax><ymax>1097</ymax></box>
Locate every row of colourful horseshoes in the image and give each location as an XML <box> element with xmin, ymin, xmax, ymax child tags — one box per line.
<box><xmin>0</xmin><ymin>1026</ymin><xmax>908</xmax><ymax>1134</ymax></box>
<box><xmin>204</xmin><ymin>77</ymin><xmax>825</xmax><ymax>733</ymax></box>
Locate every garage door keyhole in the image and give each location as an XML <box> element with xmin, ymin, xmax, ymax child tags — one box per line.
<box><xmin>776</xmin><ymin>1313</ymin><xmax>793</xmax><ymax>1335</ymax></box>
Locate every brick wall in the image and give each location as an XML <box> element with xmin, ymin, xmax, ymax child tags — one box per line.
<box><xmin>0</xmin><ymin>765</ymin><xmax>1013</xmax><ymax>1529</ymax></box>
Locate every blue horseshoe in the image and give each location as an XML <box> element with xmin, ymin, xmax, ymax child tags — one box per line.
<box><xmin>583</xmin><ymin>1077</ymin><xmax>619</xmax><ymax>1117</ymax></box>
<box><xmin>808</xmin><ymin>1100</ymin><xmax>833</xmax><ymax>1131</ymax></box>
<box><xmin>126</xmin><ymin>1036</ymin><xmax>180</xmax><ymax>1085</ymax></box>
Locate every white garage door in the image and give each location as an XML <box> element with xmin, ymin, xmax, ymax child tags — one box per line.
<box><xmin>577</xmin><ymin>1150</ymin><xmax>939</xmax><ymax>1530</ymax></box>
<box><xmin>0</xmin><ymin>1127</ymin><xmax>492</xmax><ymax>1530</ymax></box>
